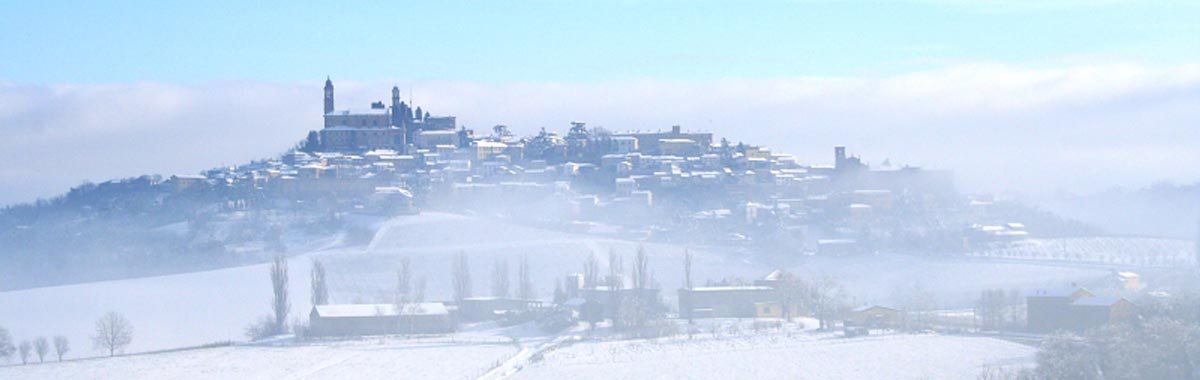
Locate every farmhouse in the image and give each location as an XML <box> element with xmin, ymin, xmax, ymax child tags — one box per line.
<box><xmin>1027</xmin><ymin>287</ymin><xmax>1137</xmax><ymax>333</ymax></box>
<box><xmin>309</xmin><ymin>303</ymin><xmax>454</xmax><ymax>336</ymax></box>
<box><xmin>1070</xmin><ymin>296</ymin><xmax>1138</xmax><ymax>331</ymax></box>
<box><xmin>1026</xmin><ymin>287</ymin><xmax>1094</xmax><ymax>333</ymax></box>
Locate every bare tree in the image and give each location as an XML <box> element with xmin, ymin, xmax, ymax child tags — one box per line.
<box><xmin>582</xmin><ymin>252</ymin><xmax>599</xmax><ymax>289</ymax></box>
<box><xmin>91</xmin><ymin>311</ymin><xmax>133</xmax><ymax>357</ymax></box>
<box><xmin>310</xmin><ymin>259</ymin><xmax>328</xmax><ymax>306</ymax></box>
<box><xmin>683</xmin><ymin>248</ymin><xmax>693</xmax><ymax>290</ymax></box>
<box><xmin>270</xmin><ymin>255</ymin><xmax>290</xmax><ymax>334</ymax></box>
<box><xmin>1007</xmin><ymin>289</ymin><xmax>1023</xmax><ymax>329</ymax></box>
<box><xmin>414</xmin><ymin>275</ymin><xmax>426</xmax><ymax>303</ymax></box>
<box><xmin>553</xmin><ymin>279</ymin><xmax>566</xmax><ymax>304</ymax></box>
<box><xmin>396</xmin><ymin>256</ymin><xmax>412</xmax><ymax>304</ymax></box>
<box><xmin>517</xmin><ymin>255</ymin><xmax>534</xmax><ymax>301</ymax></box>
<box><xmin>491</xmin><ymin>256</ymin><xmax>509</xmax><ymax>298</ymax></box>
<box><xmin>18</xmin><ymin>340</ymin><xmax>30</xmax><ymax>364</ymax></box>
<box><xmin>808</xmin><ymin>276</ymin><xmax>847</xmax><ymax>330</ymax></box>
<box><xmin>452</xmin><ymin>251</ymin><xmax>472</xmax><ymax>303</ymax></box>
<box><xmin>976</xmin><ymin>289</ymin><xmax>1006</xmax><ymax>331</ymax></box>
<box><xmin>0</xmin><ymin>326</ymin><xmax>13</xmax><ymax>362</ymax></box>
<box><xmin>630</xmin><ymin>245</ymin><xmax>651</xmax><ymax>328</ymax></box>
<box><xmin>608</xmin><ymin>251</ymin><xmax>624</xmax><ymax>328</ymax></box>
<box><xmin>632</xmin><ymin>245</ymin><xmax>649</xmax><ymax>290</ymax></box>
<box><xmin>33</xmin><ymin>337</ymin><xmax>47</xmax><ymax>363</ymax></box>
<box><xmin>53</xmin><ymin>336</ymin><xmax>69</xmax><ymax>362</ymax></box>
<box><xmin>774</xmin><ymin>270</ymin><xmax>803</xmax><ymax>323</ymax></box>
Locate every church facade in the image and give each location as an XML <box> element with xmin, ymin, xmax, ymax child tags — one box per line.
<box><xmin>318</xmin><ymin>78</ymin><xmax>456</xmax><ymax>153</ymax></box>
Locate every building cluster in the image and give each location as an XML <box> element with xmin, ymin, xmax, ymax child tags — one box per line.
<box><xmin>140</xmin><ymin>80</ymin><xmax>995</xmax><ymax>254</ymax></box>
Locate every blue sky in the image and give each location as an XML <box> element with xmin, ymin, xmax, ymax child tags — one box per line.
<box><xmin>2</xmin><ymin>1</ymin><xmax>1197</xmax><ymax>84</ymax></box>
<box><xmin>2</xmin><ymin>1</ymin><xmax>1200</xmax><ymax>205</ymax></box>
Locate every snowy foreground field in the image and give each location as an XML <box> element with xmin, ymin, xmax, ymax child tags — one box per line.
<box><xmin>0</xmin><ymin>326</ymin><xmax>1034</xmax><ymax>380</ymax></box>
<box><xmin>514</xmin><ymin>333</ymin><xmax>1034</xmax><ymax>380</ymax></box>
<box><xmin>0</xmin><ymin>337</ymin><xmax>517</xmax><ymax>380</ymax></box>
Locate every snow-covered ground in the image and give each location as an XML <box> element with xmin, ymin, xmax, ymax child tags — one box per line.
<box><xmin>512</xmin><ymin>332</ymin><xmax>1034</xmax><ymax>380</ymax></box>
<box><xmin>0</xmin><ymin>212</ymin><xmax>1120</xmax><ymax>359</ymax></box>
<box><xmin>0</xmin><ymin>319</ymin><xmax>1034</xmax><ymax>380</ymax></box>
<box><xmin>0</xmin><ymin>336</ymin><xmax>517</xmax><ymax>380</ymax></box>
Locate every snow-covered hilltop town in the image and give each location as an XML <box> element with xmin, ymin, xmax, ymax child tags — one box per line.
<box><xmin>1</xmin><ymin>79</ymin><xmax>1197</xmax><ymax>380</ymax></box>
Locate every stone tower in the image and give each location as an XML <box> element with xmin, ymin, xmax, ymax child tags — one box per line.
<box><xmin>324</xmin><ymin>77</ymin><xmax>335</xmax><ymax>114</ymax></box>
<box><xmin>391</xmin><ymin>85</ymin><xmax>403</xmax><ymax>127</ymax></box>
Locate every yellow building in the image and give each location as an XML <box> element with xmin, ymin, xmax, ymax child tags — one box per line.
<box><xmin>754</xmin><ymin>301</ymin><xmax>801</xmax><ymax>319</ymax></box>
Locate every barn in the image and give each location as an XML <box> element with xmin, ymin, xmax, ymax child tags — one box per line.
<box><xmin>309</xmin><ymin>303</ymin><xmax>454</xmax><ymax>337</ymax></box>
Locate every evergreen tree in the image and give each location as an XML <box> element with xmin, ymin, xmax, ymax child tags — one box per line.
<box><xmin>302</xmin><ymin>131</ymin><xmax>321</xmax><ymax>152</ymax></box>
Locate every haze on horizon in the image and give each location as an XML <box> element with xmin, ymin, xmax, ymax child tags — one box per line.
<box><xmin>2</xmin><ymin>1</ymin><xmax>1199</xmax><ymax>205</ymax></box>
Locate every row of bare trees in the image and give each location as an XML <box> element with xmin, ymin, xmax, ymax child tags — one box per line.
<box><xmin>487</xmin><ymin>255</ymin><xmax>536</xmax><ymax>300</ymax></box>
<box><xmin>975</xmin><ymin>288</ymin><xmax>1023</xmax><ymax>331</ymax></box>
<box><xmin>0</xmin><ymin>312</ymin><xmax>130</xmax><ymax>365</ymax></box>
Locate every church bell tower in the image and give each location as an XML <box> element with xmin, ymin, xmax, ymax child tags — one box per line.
<box><xmin>324</xmin><ymin>77</ymin><xmax>335</xmax><ymax>114</ymax></box>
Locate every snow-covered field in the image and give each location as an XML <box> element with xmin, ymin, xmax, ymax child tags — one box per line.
<box><xmin>0</xmin><ymin>212</ymin><xmax>1120</xmax><ymax>359</ymax></box>
<box><xmin>512</xmin><ymin>332</ymin><xmax>1034</xmax><ymax>380</ymax></box>
<box><xmin>0</xmin><ymin>337</ymin><xmax>517</xmax><ymax>380</ymax></box>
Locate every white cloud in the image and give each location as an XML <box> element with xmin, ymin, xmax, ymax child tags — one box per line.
<box><xmin>1</xmin><ymin>62</ymin><xmax>1198</xmax><ymax>204</ymax></box>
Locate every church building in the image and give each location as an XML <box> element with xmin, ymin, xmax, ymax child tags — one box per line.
<box><xmin>317</xmin><ymin>78</ymin><xmax>456</xmax><ymax>153</ymax></box>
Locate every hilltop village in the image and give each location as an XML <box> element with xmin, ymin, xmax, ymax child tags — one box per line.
<box><xmin>182</xmin><ymin>79</ymin><xmax>995</xmax><ymax>252</ymax></box>
<box><xmin>13</xmin><ymin>79</ymin><xmax>1077</xmax><ymax>261</ymax></box>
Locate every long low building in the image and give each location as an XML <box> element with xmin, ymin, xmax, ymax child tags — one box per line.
<box><xmin>678</xmin><ymin>286</ymin><xmax>779</xmax><ymax>319</ymax></box>
<box><xmin>309</xmin><ymin>303</ymin><xmax>454</xmax><ymax>336</ymax></box>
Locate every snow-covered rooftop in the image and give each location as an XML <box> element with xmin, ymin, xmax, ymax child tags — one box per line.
<box><xmin>313</xmin><ymin>303</ymin><xmax>448</xmax><ymax>317</ymax></box>
<box><xmin>1071</xmin><ymin>296</ymin><xmax>1127</xmax><ymax>307</ymax></box>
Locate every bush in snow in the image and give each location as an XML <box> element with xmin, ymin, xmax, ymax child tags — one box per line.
<box><xmin>245</xmin><ymin>314</ymin><xmax>282</xmax><ymax>341</ymax></box>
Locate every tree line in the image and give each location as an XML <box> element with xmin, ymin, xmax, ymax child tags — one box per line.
<box><xmin>0</xmin><ymin>311</ymin><xmax>133</xmax><ymax>365</ymax></box>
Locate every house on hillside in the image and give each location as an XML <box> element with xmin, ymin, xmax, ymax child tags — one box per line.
<box><xmin>309</xmin><ymin>303</ymin><xmax>453</xmax><ymax>336</ymax></box>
